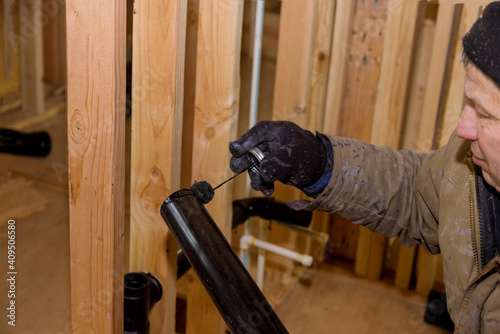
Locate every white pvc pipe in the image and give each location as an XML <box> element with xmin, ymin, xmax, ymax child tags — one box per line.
<box><xmin>240</xmin><ymin>234</ymin><xmax>314</xmax><ymax>268</ymax></box>
<box><xmin>256</xmin><ymin>223</ymin><xmax>268</xmax><ymax>289</ymax></box>
<box><xmin>249</xmin><ymin>0</ymin><xmax>264</xmax><ymax>127</ymax></box>
<box><xmin>245</xmin><ymin>0</ymin><xmax>266</xmax><ymax>270</ymax></box>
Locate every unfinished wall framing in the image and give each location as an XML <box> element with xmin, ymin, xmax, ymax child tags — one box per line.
<box><xmin>42</xmin><ymin>0</ymin><xmax>491</xmax><ymax>332</ymax></box>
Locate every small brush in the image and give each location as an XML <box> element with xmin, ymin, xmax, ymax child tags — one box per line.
<box><xmin>191</xmin><ymin>161</ymin><xmax>260</xmax><ymax>205</ymax></box>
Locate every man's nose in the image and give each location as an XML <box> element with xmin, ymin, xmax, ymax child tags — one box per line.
<box><xmin>456</xmin><ymin>104</ymin><xmax>478</xmax><ymax>140</ymax></box>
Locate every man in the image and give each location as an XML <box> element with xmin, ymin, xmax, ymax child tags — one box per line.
<box><xmin>229</xmin><ymin>2</ymin><xmax>500</xmax><ymax>333</ymax></box>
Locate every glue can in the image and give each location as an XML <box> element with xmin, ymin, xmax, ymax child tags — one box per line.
<box><xmin>247</xmin><ymin>147</ymin><xmax>265</xmax><ymax>176</ymax></box>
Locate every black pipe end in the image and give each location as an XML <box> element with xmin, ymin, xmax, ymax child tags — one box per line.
<box><xmin>124</xmin><ymin>272</ymin><xmax>163</xmax><ymax>334</ymax></box>
<box><xmin>0</xmin><ymin>129</ymin><xmax>51</xmax><ymax>157</ymax></box>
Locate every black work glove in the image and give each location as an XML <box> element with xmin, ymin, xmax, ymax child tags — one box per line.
<box><xmin>229</xmin><ymin>121</ymin><xmax>327</xmax><ymax>196</ymax></box>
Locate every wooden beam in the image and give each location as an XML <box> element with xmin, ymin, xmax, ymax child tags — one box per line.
<box><xmin>371</xmin><ymin>0</ymin><xmax>421</xmax><ymax>148</ymax></box>
<box><xmin>186</xmin><ymin>0</ymin><xmax>243</xmax><ymax>332</ymax></box>
<box><xmin>272</xmin><ymin>0</ymin><xmax>317</xmax><ymax>126</ymax></box>
<box><xmin>307</xmin><ymin>0</ymin><xmax>335</xmax><ymax>132</ymax></box>
<box><xmin>66</xmin><ymin>0</ymin><xmax>126</xmax><ymax>332</ymax></box>
<box><xmin>334</xmin><ymin>0</ymin><xmax>388</xmax><ymax>279</ymax></box>
<box><xmin>413</xmin><ymin>3</ymin><xmax>458</xmax><ymax>296</ymax></box>
<box><xmin>20</xmin><ymin>0</ymin><xmax>45</xmax><ymax>114</ymax></box>
<box><xmin>323</xmin><ymin>0</ymin><xmax>356</xmax><ymax>134</ymax></box>
<box><xmin>42</xmin><ymin>0</ymin><xmax>60</xmax><ymax>85</ymax></box>
<box><xmin>180</xmin><ymin>0</ymin><xmax>199</xmax><ymax>190</ymax></box>
<box><xmin>129</xmin><ymin>0</ymin><xmax>187</xmax><ymax>332</ymax></box>
<box><xmin>369</xmin><ymin>0</ymin><xmax>423</xmax><ymax>283</ymax></box>
<box><xmin>0</xmin><ymin>0</ymin><xmax>20</xmax><ymax>97</ymax></box>
<box><xmin>401</xmin><ymin>16</ymin><xmax>437</xmax><ymax>151</ymax></box>
<box><xmin>415</xmin><ymin>4</ymin><xmax>457</xmax><ymax>152</ymax></box>
<box><xmin>395</xmin><ymin>5</ymin><xmax>435</xmax><ymax>290</ymax></box>
<box><xmin>268</xmin><ymin>0</ymin><xmax>318</xmax><ymax>285</ymax></box>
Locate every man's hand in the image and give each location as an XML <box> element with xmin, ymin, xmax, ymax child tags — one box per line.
<box><xmin>229</xmin><ymin>121</ymin><xmax>327</xmax><ymax>196</ymax></box>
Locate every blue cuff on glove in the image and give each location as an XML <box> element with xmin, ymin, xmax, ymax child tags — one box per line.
<box><xmin>301</xmin><ymin>133</ymin><xmax>333</xmax><ymax>198</ymax></box>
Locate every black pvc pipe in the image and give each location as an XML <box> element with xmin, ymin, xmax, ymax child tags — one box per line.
<box><xmin>160</xmin><ymin>189</ymin><xmax>289</xmax><ymax>334</ymax></box>
<box><xmin>0</xmin><ymin>128</ymin><xmax>51</xmax><ymax>157</ymax></box>
<box><xmin>177</xmin><ymin>197</ymin><xmax>313</xmax><ymax>279</ymax></box>
<box><xmin>124</xmin><ymin>272</ymin><xmax>163</xmax><ymax>334</ymax></box>
<box><xmin>176</xmin><ymin>249</ymin><xmax>192</xmax><ymax>279</ymax></box>
<box><xmin>232</xmin><ymin>197</ymin><xmax>312</xmax><ymax>229</ymax></box>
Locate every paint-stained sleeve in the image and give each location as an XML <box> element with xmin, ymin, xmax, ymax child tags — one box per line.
<box><xmin>296</xmin><ymin>135</ymin><xmax>446</xmax><ymax>254</ymax></box>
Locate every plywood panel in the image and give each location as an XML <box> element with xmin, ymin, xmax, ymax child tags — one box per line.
<box><xmin>66</xmin><ymin>0</ymin><xmax>126</xmax><ymax>332</ymax></box>
<box><xmin>129</xmin><ymin>0</ymin><xmax>187</xmax><ymax>332</ymax></box>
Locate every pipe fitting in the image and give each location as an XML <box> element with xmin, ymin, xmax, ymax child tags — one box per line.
<box><xmin>240</xmin><ymin>234</ymin><xmax>313</xmax><ymax>267</ymax></box>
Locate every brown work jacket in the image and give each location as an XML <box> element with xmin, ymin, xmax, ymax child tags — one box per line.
<box><xmin>298</xmin><ymin>131</ymin><xmax>500</xmax><ymax>333</ymax></box>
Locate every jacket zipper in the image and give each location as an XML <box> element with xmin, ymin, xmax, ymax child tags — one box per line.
<box><xmin>466</xmin><ymin>168</ymin><xmax>484</xmax><ymax>334</ymax></box>
<box><xmin>469</xmin><ymin>168</ymin><xmax>481</xmax><ymax>274</ymax></box>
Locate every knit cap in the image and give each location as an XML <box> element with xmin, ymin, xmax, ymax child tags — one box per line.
<box><xmin>462</xmin><ymin>1</ymin><xmax>500</xmax><ymax>88</ymax></box>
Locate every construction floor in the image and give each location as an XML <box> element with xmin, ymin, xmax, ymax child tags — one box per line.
<box><xmin>276</xmin><ymin>259</ymin><xmax>451</xmax><ymax>334</ymax></box>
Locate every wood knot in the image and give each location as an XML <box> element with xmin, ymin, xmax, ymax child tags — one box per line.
<box><xmin>318</xmin><ymin>52</ymin><xmax>326</xmax><ymax>62</ymax></box>
<box><xmin>294</xmin><ymin>107</ymin><xmax>306</xmax><ymax>115</ymax></box>
<box><xmin>205</xmin><ymin>127</ymin><xmax>215</xmax><ymax>139</ymax></box>
<box><xmin>70</xmin><ymin>109</ymin><xmax>87</xmax><ymax>143</ymax></box>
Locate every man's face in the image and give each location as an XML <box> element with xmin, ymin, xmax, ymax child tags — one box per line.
<box><xmin>457</xmin><ymin>62</ymin><xmax>500</xmax><ymax>192</ymax></box>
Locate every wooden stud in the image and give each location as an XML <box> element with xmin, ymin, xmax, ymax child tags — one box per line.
<box><xmin>323</xmin><ymin>0</ymin><xmax>356</xmax><ymax>135</ymax></box>
<box><xmin>66</xmin><ymin>0</ymin><xmax>126</xmax><ymax>332</ymax></box>
<box><xmin>307</xmin><ymin>0</ymin><xmax>335</xmax><ymax>132</ymax></box>
<box><xmin>19</xmin><ymin>0</ymin><xmax>45</xmax><ymax>114</ymax></box>
<box><xmin>272</xmin><ymin>0</ymin><xmax>317</xmax><ymax>127</ymax></box>
<box><xmin>42</xmin><ymin>0</ymin><xmax>60</xmax><ymax>85</ymax></box>
<box><xmin>186</xmin><ymin>0</ymin><xmax>243</xmax><ymax>332</ymax></box>
<box><xmin>371</xmin><ymin>0</ymin><xmax>421</xmax><ymax>148</ymax></box>
<box><xmin>336</xmin><ymin>0</ymin><xmax>389</xmax><ymax>279</ymax></box>
<box><xmin>395</xmin><ymin>5</ymin><xmax>435</xmax><ymax>290</ymax></box>
<box><xmin>369</xmin><ymin>0</ymin><xmax>423</xmax><ymax>284</ymax></box>
<box><xmin>180</xmin><ymin>0</ymin><xmax>199</xmax><ymax>189</ymax></box>
<box><xmin>0</xmin><ymin>0</ymin><xmax>20</xmax><ymax>97</ymax></box>
<box><xmin>129</xmin><ymin>0</ymin><xmax>187</xmax><ymax>332</ymax></box>
<box><xmin>401</xmin><ymin>16</ymin><xmax>437</xmax><ymax>151</ymax></box>
<box><xmin>322</xmin><ymin>0</ymin><xmax>357</xmax><ymax>265</ymax></box>
<box><xmin>58</xmin><ymin>2</ymin><xmax>67</xmax><ymax>86</ymax></box>
<box><xmin>300</xmin><ymin>0</ymin><xmax>336</xmax><ymax>257</ymax></box>
<box><xmin>415</xmin><ymin>4</ymin><xmax>457</xmax><ymax>152</ymax></box>
<box><xmin>413</xmin><ymin>3</ymin><xmax>458</xmax><ymax>296</ymax></box>
<box><xmin>267</xmin><ymin>0</ymin><xmax>318</xmax><ymax>283</ymax></box>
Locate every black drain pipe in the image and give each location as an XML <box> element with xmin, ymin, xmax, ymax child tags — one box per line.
<box><xmin>160</xmin><ymin>189</ymin><xmax>289</xmax><ymax>334</ymax></box>
<box><xmin>124</xmin><ymin>272</ymin><xmax>162</xmax><ymax>334</ymax></box>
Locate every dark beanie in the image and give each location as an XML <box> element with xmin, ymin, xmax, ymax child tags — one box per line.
<box><xmin>462</xmin><ymin>1</ymin><xmax>500</xmax><ymax>88</ymax></box>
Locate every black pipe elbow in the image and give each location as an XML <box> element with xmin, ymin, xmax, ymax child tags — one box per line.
<box><xmin>232</xmin><ymin>197</ymin><xmax>312</xmax><ymax>229</ymax></box>
<box><xmin>124</xmin><ymin>272</ymin><xmax>162</xmax><ymax>334</ymax></box>
<box><xmin>0</xmin><ymin>128</ymin><xmax>51</xmax><ymax>157</ymax></box>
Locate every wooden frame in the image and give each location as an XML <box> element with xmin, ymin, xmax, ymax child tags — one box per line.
<box><xmin>66</xmin><ymin>0</ymin><xmax>126</xmax><ymax>332</ymax></box>
<box><xmin>62</xmin><ymin>0</ymin><xmax>491</xmax><ymax>332</ymax></box>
